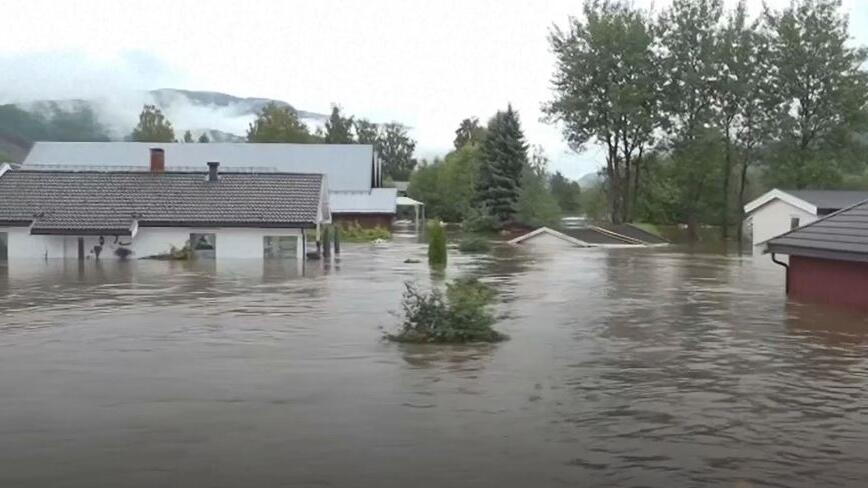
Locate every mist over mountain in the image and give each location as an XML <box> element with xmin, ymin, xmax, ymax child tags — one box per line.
<box><xmin>0</xmin><ymin>88</ymin><xmax>328</xmax><ymax>162</ymax></box>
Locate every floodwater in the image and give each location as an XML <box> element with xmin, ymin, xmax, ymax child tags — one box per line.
<box><xmin>1</xmin><ymin>235</ymin><xmax>868</xmax><ymax>488</ymax></box>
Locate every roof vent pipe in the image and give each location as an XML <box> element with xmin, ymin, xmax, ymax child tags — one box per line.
<box><xmin>207</xmin><ymin>161</ymin><xmax>220</xmax><ymax>182</ymax></box>
<box><xmin>150</xmin><ymin>148</ymin><xmax>165</xmax><ymax>174</ymax></box>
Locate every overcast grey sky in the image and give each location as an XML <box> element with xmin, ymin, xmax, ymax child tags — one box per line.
<box><xmin>3</xmin><ymin>0</ymin><xmax>867</xmax><ymax>178</ymax></box>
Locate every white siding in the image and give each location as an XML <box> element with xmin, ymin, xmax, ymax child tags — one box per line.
<box><xmin>0</xmin><ymin>226</ymin><xmax>304</xmax><ymax>261</ymax></box>
<box><xmin>750</xmin><ymin>199</ymin><xmax>817</xmax><ymax>256</ymax></box>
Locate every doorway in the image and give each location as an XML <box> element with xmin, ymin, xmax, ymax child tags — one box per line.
<box><xmin>190</xmin><ymin>233</ymin><xmax>216</xmax><ymax>259</ymax></box>
<box><xmin>0</xmin><ymin>232</ymin><xmax>7</xmax><ymax>261</ymax></box>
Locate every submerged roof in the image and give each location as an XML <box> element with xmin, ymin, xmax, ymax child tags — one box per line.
<box><xmin>744</xmin><ymin>188</ymin><xmax>868</xmax><ymax>215</ymax></box>
<box><xmin>0</xmin><ymin>166</ymin><xmax>326</xmax><ymax>235</ymax></box>
<box><xmin>765</xmin><ymin>198</ymin><xmax>868</xmax><ymax>262</ymax></box>
<box><xmin>508</xmin><ymin>227</ymin><xmax>591</xmax><ymax>247</ymax></box>
<box><xmin>24</xmin><ymin>142</ymin><xmax>374</xmax><ymax>192</ymax></box>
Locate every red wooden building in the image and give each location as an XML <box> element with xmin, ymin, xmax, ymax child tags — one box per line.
<box><xmin>765</xmin><ymin>199</ymin><xmax>868</xmax><ymax>311</ymax></box>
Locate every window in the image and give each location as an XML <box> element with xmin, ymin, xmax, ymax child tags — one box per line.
<box><xmin>264</xmin><ymin>236</ymin><xmax>298</xmax><ymax>259</ymax></box>
<box><xmin>190</xmin><ymin>233</ymin><xmax>216</xmax><ymax>259</ymax></box>
<box><xmin>790</xmin><ymin>217</ymin><xmax>801</xmax><ymax>230</ymax></box>
<box><xmin>0</xmin><ymin>232</ymin><xmax>7</xmax><ymax>261</ymax></box>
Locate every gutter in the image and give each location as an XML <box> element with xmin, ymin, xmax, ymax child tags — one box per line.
<box><xmin>770</xmin><ymin>253</ymin><xmax>790</xmax><ymax>294</ymax></box>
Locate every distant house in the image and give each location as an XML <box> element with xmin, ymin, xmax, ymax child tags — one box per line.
<box><xmin>0</xmin><ymin>160</ymin><xmax>329</xmax><ymax>262</ymax></box>
<box><xmin>743</xmin><ymin>189</ymin><xmax>868</xmax><ymax>255</ymax></box>
<box><xmin>23</xmin><ymin>141</ymin><xmax>397</xmax><ymax>227</ymax></box>
<box><xmin>764</xmin><ymin>198</ymin><xmax>868</xmax><ymax>311</ymax></box>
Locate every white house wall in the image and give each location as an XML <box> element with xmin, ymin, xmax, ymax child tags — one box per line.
<box><xmin>750</xmin><ymin>199</ymin><xmax>817</xmax><ymax>256</ymax></box>
<box><xmin>0</xmin><ymin>226</ymin><xmax>303</xmax><ymax>260</ymax></box>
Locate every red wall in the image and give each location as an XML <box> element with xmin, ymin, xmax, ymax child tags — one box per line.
<box><xmin>789</xmin><ymin>255</ymin><xmax>868</xmax><ymax>311</ymax></box>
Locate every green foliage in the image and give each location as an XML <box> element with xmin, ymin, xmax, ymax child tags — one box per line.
<box><xmin>407</xmin><ymin>145</ymin><xmax>480</xmax><ymax>222</ymax></box>
<box><xmin>130</xmin><ymin>104</ymin><xmax>175</xmax><ymax>142</ymax></box>
<box><xmin>183</xmin><ymin>130</ymin><xmax>194</xmax><ymax>143</ymax></box>
<box><xmin>386</xmin><ymin>278</ymin><xmax>507</xmax><ymax>344</ymax></box>
<box><xmin>458</xmin><ymin>235</ymin><xmax>491</xmax><ymax>253</ymax></box>
<box><xmin>197</xmin><ymin>132</ymin><xmax>210</xmax><ymax>143</ymax></box>
<box><xmin>476</xmin><ymin>105</ymin><xmax>528</xmax><ymax>228</ymax></box>
<box><xmin>763</xmin><ymin>0</ymin><xmax>868</xmax><ymax>188</ymax></box>
<box><xmin>354</xmin><ymin>118</ymin><xmax>379</xmax><ymax>145</ymax></box>
<box><xmin>427</xmin><ymin>220</ymin><xmax>447</xmax><ymax>267</ymax></box>
<box><xmin>246</xmin><ymin>102</ymin><xmax>312</xmax><ymax>143</ymax></box>
<box><xmin>550</xmin><ymin>171</ymin><xmax>582</xmax><ymax>214</ymax></box>
<box><xmin>579</xmin><ymin>183</ymin><xmax>609</xmax><ymax>221</ymax></box>
<box><xmin>378</xmin><ymin>122</ymin><xmax>417</xmax><ymax>181</ymax></box>
<box><xmin>546</xmin><ymin>0</ymin><xmax>659</xmax><ymax>223</ymax></box>
<box><xmin>324</xmin><ymin>105</ymin><xmax>354</xmax><ymax>143</ymax></box>
<box><xmin>516</xmin><ymin>166</ymin><xmax>562</xmax><ymax>228</ymax></box>
<box><xmin>338</xmin><ymin>221</ymin><xmax>391</xmax><ymax>242</ymax></box>
<box><xmin>453</xmin><ymin>117</ymin><xmax>486</xmax><ymax>149</ymax></box>
<box><xmin>0</xmin><ymin>103</ymin><xmax>111</xmax><ymax>148</ymax></box>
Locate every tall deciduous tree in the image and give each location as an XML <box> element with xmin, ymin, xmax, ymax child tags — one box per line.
<box><xmin>764</xmin><ymin>0</ymin><xmax>868</xmax><ymax>188</ymax></box>
<box><xmin>476</xmin><ymin>105</ymin><xmax>528</xmax><ymax>228</ymax></box>
<box><xmin>454</xmin><ymin>117</ymin><xmax>486</xmax><ymax>149</ymax></box>
<box><xmin>354</xmin><ymin>119</ymin><xmax>379</xmax><ymax>145</ymax></box>
<box><xmin>378</xmin><ymin>122</ymin><xmax>417</xmax><ymax>181</ymax></box>
<box><xmin>130</xmin><ymin>104</ymin><xmax>175</xmax><ymax>142</ymax></box>
<box><xmin>246</xmin><ymin>102</ymin><xmax>312</xmax><ymax>143</ymax></box>
<box><xmin>545</xmin><ymin>0</ymin><xmax>659</xmax><ymax>224</ymax></box>
<box><xmin>324</xmin><ymin>105</ymin><xmax>355</xmax><ymax>143</ymax></box>
<box><xmin>659</xmin><ymin>0</ymin><xmax>723</xmax><ymax>238</ymax></box>
<box><xmin>716</xmin><ymin>1</ymin><xmax>782</xmax><ymax>243</ymax></box>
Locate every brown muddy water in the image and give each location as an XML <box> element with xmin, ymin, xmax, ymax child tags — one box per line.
<box><xmin>1</xmin><ymin>234</ymin><xmax>867</xmax><ymax>488</ymax></box>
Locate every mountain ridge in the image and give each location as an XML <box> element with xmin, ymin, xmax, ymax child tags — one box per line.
<box><xmin>0</xmin><ymin>88</ymin><xmax>328</xmax><ymax>162</ymax></box>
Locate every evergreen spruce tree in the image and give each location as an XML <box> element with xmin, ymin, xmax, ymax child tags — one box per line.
<box><xmin>476</xmin><ymin>105</ymin><xmax>528</xmax><ymax>228</ymax></box>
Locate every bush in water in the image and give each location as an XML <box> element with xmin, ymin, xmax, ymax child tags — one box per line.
<box><xmin>428</xmin><ymin>220</ymin><xmax>447</xmax><ymax>266</ymax></box>
<box><xmin>386</xmin><ymin>278</ymin><xmax>507</xmax><ymax>344</ymax></box>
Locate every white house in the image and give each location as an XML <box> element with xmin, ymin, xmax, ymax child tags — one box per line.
<box><xmin>0</xmin><ymin>161</ymin><xmax>329</xmax><ymax>262</ymax></box>
<box><xmin>744</xmin><ymin>189</ymin><xmax>868</xmax><ymax>255</ymax></box>
<box><xmin>23</xmin><ymin>141</ymin><xmax>397</xmax><ymax>227</ymax></box>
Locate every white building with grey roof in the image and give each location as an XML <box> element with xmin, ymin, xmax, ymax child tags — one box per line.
<box><xmin>0</xmin><ymin>160</ymin><xmax>329</xmax><ymax>262</ymax></box>
<box><xmin>23</xmin><ymin>141</ymin><xmax>397</xmax><ymax>227</ymax></box>
<box><xmin>743</xmin><ymin>188</ymin><xmax>868</xmax><ymax>258</ymax></box>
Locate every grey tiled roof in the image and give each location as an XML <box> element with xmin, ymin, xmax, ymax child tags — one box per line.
<box><xmin>766</xmin><ymin>199</ymin><xmax>868</xmax><ymax>262</ymax></box>
<box><xmin>787</xmin><ymin>190</ymin><xmax>868</xmax><ymax>212</ymax></box>
<box><xmin>0</xmin><ymin>169</ymin><xmax>324</xmax><ymax>235</ymax></box>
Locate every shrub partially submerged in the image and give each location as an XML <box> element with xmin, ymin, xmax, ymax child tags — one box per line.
<box><xmin>387</xmin><ymin>278</ymin><xmax>507</xmax><ymax>344</ymax></box>
<box><xmin>458</xmin><ymin>235</ymin><xmax>491</xmax><ymax>253</ymax></box>
<box><xmin>339</xmin><ymin>221</ymin><xmax>391</xmax><ymax>242</ymax></box>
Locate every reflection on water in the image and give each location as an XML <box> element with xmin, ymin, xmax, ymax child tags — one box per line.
<box><xmin>1</xmin><ymin>237</ymin><xmax>867</xmax><ymax>488</ymax></box>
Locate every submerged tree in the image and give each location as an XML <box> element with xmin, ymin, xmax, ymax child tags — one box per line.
<box><xmin>130</xmin><ymin>104</ymin><xmax>175</xmax><ymax>142</ymax></box>
<box><xmin>476</xmin><ymin>105</ymin><xmax>528</xmax><ymax>228</ymax></box>
<box><xmin>183</xmin><ymin>130</ymin><xmax>194</xmax><ymax>143</ymax></box>
<box><xmin>247</xmin><ymin>102</ymin><xmax>312</xmax><ymax>143</ymax></box>
<box><xmin>545</xmin><ymin>0</ymin><xmax>660</xmax><ymax>223</ymax></box>
<box><xmin>198</xmin><ymin>132</ymin><xmax>210</xmax><ymax>143</ymax></box>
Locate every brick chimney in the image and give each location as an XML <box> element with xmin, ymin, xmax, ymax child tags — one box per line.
<box><xmin>207</xmin><ymin>161</ymin><xmax>220</xmax><ymax>182</ymax></box>
<box><xmin>150</xmin><ymin>148</ymin><xmax>165</xmax><ymax>174</ymax></box>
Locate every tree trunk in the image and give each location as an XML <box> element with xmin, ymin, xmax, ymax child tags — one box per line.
<box><xmin>622</xmin><ymin>154</ymin><xmax>632</xmax><ymax>223</ymax></box>
<box><xmin>633</xmin><ymin>147</ymin><xmax>643</xmax><ymax>223</ymax></box>
<box><xmin>736</xmin><ymin>158</ymin><xmax>750</xmax><ymax>254</ymax></box>
<box><xmin>721</xmin><ymin>133</ymin><xmax>732</xmax><ymax>241</ymax></box>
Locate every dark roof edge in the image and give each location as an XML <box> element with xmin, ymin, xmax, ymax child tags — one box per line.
<box><xmin>761</xmin><ymin>196</ymin><xmax>868</xmax><ymax>248</ymax></box>
<box><xmin>765</xmin><ymin>243</ymin><xmax>868</xmax><ymax>264</ymax></box>
<box><xmin>30</xmin><ymin>228</ymin><xmax>133</xmax><ymax>236</ymax></box>
<box><xmin>0</xmin><ymin>220</ymin><xmax>32</xmax><ymax>227</ymax></box>
<box><xmin>138</xmin><ymin>221</ymin><xmax>317</xmax><ymax>229</ymax></box>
